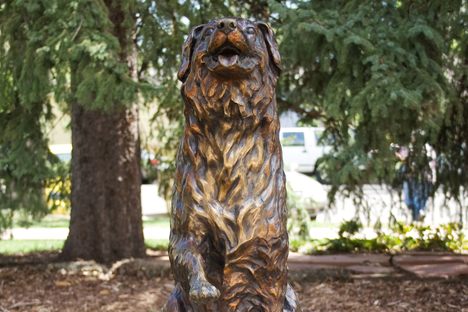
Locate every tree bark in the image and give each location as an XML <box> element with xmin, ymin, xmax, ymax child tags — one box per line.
<box><xmin>61</xmin><ymin>1</ymin><xmax>145</xmax><ymax>263</ymax></box>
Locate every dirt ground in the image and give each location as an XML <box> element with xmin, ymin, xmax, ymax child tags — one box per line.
<box><xmin>1</xmin><ymin>254</ymin><xmax>467</xmax><ymax>312</ymax></box>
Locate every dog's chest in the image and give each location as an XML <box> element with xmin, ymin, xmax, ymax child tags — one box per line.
<box><xmin>182</xmin><ymin>124</ymin><xmax>285</xmax><ymax>250</ymax></box>
<box><xmin>190</xmin><ymin>121</ymin><xmax>275</xmax><ymax>204</ymax></box>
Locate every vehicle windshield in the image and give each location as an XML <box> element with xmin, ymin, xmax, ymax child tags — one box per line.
<box><xmin>281</xmin><ymin>132</ymin><xmax>305</xmax><ymax>146</ymax></box>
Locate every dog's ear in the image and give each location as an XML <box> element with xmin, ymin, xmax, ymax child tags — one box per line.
<box><xmin>178</xmin><ymin>24</ymin><xmax>205</xmax><ymax>82</ymax></box>
<box><xmin>257</xmin><ymin>22</ymin><xmax>281</xmax><ymax>74</ymax></box>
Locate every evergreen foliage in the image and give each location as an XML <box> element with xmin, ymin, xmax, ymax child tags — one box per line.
<box><xmin>273</xmin><ymin>0</ymin><xmax>467</xmax><ymax>202</ymax></box>
<box><xmin>0</xmin><ymin>1</ymin><xmax>57</xmax><ymax>229</ymax></box>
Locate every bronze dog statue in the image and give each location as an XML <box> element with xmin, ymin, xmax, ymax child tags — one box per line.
<box><xmin>164</xmin><ymin>18</ymin><xmax>300</xmax><ymax>312</ymax></box>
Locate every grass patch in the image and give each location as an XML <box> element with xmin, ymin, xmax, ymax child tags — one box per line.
<box><xmin>13</xmin><ymin>215</ymin><xmax>70</xmax><ymax>228</ymax></box>
<box><xmin>0</xmin><ymin>239</ymin><xmax>65</xmax><ymax>255</ymax></box>
<box><xmin>0</xmin><ymin>239</ymin><xmax>170</xmax><ymax>255</ymax></box>
<box><xmin>13</xmin><ymin>214</ymin><xmax>171</xmax><ymax>230</ymax></box>
<box><xmin>145</xmin><ymin>239</ymin><xmax>169</xmax><ymax>251</ymax></box>
<box><xmin>4</xmin><ymin>214</ymin><xmax>170</xmax><ymax>255</ymax></box>
<box><xmin>143</xmin><ymin>215</ymin><xmax>170</xmax><ymax>229</ymax></box>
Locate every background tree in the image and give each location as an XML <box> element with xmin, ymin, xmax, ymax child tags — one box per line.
<box><xmin>59</xmin><ymin>0</ymin><xmax>147</xmax><ymax>262</ymax></box>
<box><xmin>0</xmin><ymin>0</ymin><xmax>58</xmax><ymax>231</ymax></box>
<box><xmin>273</xmin><ymin>0</ymin><xmax>467</xmax><ymax>206</ymax></box>
<box><xmin>1</xmin><ymin>0</ymin><xmax>148</xmax><ymax>262</ymax></box>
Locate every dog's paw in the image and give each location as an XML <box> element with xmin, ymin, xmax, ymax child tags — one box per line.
<box><xmin>189</xmin><ymin>278</ymin><xmax>220</xmax><ymax>302</ymax></box>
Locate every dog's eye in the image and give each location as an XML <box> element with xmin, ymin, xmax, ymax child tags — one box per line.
<box><xmin>245</xmin><ymin>27</ymin><xmax>256</xmax><ymax>35</ymax></box>
<box><xmin>203</xmin><ymin>28</ymin><xmax>214</xmax><ymax>38</ymax></box>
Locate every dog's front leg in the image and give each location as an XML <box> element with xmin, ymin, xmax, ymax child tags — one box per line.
<box><xmin>170</xmin><ymin>234</ymin><xmax>220</xmax><ymax>303</ymax></box>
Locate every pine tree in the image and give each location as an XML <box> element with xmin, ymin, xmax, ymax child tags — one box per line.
<box><xmin>273</xmin><ymin>0</ymin><xmax>467</xmax><ymax>201</ymax></box>
<box><xmin>1</xmin><ymin>0</ymin><xmax>148</xmax><ymax>262</ymax></box>
<box><xmin>0</xmin><ymin>0</ymin><xmax>58</xmax><ymax>230</ymax></box>
<box><xmin>59</xmin><ymin>0</ymin><xmax>146</xmax><ymax>262</ymax></box>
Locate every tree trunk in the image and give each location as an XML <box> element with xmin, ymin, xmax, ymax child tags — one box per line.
<box><xmin>61</xmin><ymin>1</ymin><xmax>145</xmax><ymax>263</ymax></box>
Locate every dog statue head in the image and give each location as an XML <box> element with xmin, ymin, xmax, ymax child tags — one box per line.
<box><xmin>178</xmin><ymin>18</ymin><xmax>281</xmax><ymax>81</ymax></box>
<box><xmin>178</xmin><ymin>18</ymin><xmax>281</xmax><ymax>120</ymax></box>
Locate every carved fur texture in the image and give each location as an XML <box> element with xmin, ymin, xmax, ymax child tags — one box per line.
<box><xmin>164</xmin><ymin>18</ymin><xmax>300</xmax><ymax>312</ymax></box>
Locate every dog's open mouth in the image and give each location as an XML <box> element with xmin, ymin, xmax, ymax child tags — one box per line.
<box><xmin>206</xmin><ymin>42</ymin><xmax>257</xmax><ymax>77</ymax></box>
<box><xmin>213</xmin><ymin>44</ymin><xmax>241</xmax><ymax>67</ymax></box>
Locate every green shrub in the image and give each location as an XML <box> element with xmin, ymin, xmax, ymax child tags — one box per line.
<box><xmin>337</xmin><ymin>219</ymin><xmax>362</xmax><ymax>238</ymax></box>
<box><xmin>291</xmin><ymin>220</ymin><xmax>467</xmax><ymax>254</ymax></box>
<box><xmin>387</xmin><ymin>221</ymin><xmax>466</xmax><ymax>252</ymax></box>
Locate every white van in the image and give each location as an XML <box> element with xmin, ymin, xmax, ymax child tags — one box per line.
<box><xmin>280</xmin><ymin>127</ymin><xmax>331</xmax><ymax>175</ymax></box>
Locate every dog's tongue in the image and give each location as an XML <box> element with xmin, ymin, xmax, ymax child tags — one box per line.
<box><xmin>219</xmin><ymin>54</ymin><xmax>238</xmax><ymax>67</ymax></box>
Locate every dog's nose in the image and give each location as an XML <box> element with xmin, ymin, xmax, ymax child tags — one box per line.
<box><xmin>217</xmin><ymin>18</ymin><xmax>237</xmax><ymax>33</ymax></box>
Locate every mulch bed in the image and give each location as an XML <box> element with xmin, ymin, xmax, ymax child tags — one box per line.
<box><xmin>0</xmin><ymin>254</ymin><xmax>467</xmax><ymax>312</ymax></box>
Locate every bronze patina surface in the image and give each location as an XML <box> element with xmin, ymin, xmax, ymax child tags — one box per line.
<box><xmin>164</xmin><ymin>18</ymin><xmax>300</xmax><ymax>312</ymax></box>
